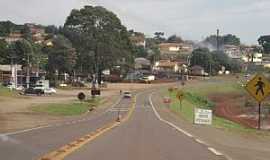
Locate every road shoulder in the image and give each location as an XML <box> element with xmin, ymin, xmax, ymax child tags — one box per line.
<box><xmin>151</xmin><ymin>90</ymin><xmax>270</xmax><ymax>160</ymax></box>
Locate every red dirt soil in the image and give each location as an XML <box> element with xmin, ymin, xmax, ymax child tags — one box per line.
<box><xmin>209</xmin><ymin>93</ymin><xmax>259</xmax><ymax>128</ymax></box>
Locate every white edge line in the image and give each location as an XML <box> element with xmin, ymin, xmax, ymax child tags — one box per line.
<box><xmin>149</xmin><ymin>92</ymin><xmax>227</xmax><ymax>158</ymax></box>
<box><xmin>3</xmin><ymin>125</ymin><xmax>51</xmax><ymax>136</ymax></box>
<box><xmin>149</xmin><ymin>92</ymin><xmax>193</xmax><ymax>137</ymax></box>
<box><xmin>208</xmin><ymin>147</ymin><xmax>223</xmax><ymax>156</ymax></box>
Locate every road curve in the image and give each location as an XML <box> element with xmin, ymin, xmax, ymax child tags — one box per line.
<box><xmin>0</xmin><ymin>97</ymin><xmax>131</xmax><ymax>160</ymax></box>
<box><xmin>66</xmin><ymin>91</ymin><xmax>221</xmax><ymax>160</ymax></box>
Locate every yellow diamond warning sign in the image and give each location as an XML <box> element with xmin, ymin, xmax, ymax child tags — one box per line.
<box><xmin>176</xmin><ymin>90</ymin><xmax>184</xmax><ymax>101</ymax></box>
<box><xmin>245</xmin><ymin>74</ymin><xmax>270</xmax><ymax>102</ymax></box>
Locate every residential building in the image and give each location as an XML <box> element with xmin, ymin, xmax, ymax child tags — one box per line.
<box><xmin>153</xmin><ymin>60</ymin><xmax>184</xmax><ymax>73</ymax></box>
<box><xmin>134</xmin><ymin>58</ymin><xmax>151</xmax><ymax>70</ymax></box>
<box><xmin>159</xmin><ymin>43</ymin><xmax>193</xmax><ymax>60</ymax></box>
<box><xmin>239</xmin><ymin>45</ymin><xmax>263</xmax><ymax>64</ymax></box>
<box><xmin>223</xmin><ymin>45</ymin><xmax>241</xmax><ymax>59</ymax></box>
<box><xmin>0</xmin><ymin>65</ymin><xmax>23</xmax><ymax>86</ymax></box>
<box><xmin>130</xmin><ymin>33</ymin><xmax>146</xmax><ymax>48</ymax></box>
<box><xmin>5</xmin><ymin>32</ymin><xmax>23</xmax><ymax>43</ymax></box>
<box><xmin>25</xmin><ymin>23</ymin><xmax>46</xmax><ymax>44</ymax></box>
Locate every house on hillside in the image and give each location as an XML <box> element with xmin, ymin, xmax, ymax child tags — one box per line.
<box><xmin>134</xmin><ymin>58</ymin><xmax>151</xmax><ymax>70</ymax></box>
<box><xmin>159</xmin><ymin>43</ymin><xmax>193</xmax><ymax>60</ymax></box>
<box><xmin>130</xmin><ymin>33</ymin><xmax>146</xmax><ymax>48</ymax></box>
<box><xmin>25</xmin><ymin>23</ymin><xmax>47</xmax><ymax>44</ymax></box>
<box><xmin>223</xmin><ymin>45</ymin><xmax>241</xmax><ymax>59</ymax></box>
<box><xmin>5</xmin><ymin>32</ymin><xmax>23</xmax><ymax>43</ymax></box>
<box><xmin>153</xmin><ymin>60</ymin><xmax>184</xmax><ymax>73</ymax></box>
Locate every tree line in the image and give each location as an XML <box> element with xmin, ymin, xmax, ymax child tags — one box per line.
<box><xmin>0</xmin><ymin>6</ymin><xmax>138</xmax><ymax>85</ymax></box>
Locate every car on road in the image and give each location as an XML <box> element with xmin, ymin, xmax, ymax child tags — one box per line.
<box><xmin>44</xmin><ymin>88</ymin><xmax>57</xmax><ymax>95</ymax></box>
<box><xmin>24</xmin><ymin>87</ymin><xmax>45</xmax><ymax>96</ymax></box>
<box><xmin>123</xmin><ymin>91</ymin><xmax>132</xmax><ymax>98</ymax></box>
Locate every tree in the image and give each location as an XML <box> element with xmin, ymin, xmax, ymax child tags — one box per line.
<box><xmin>9</xmin><ymin>39</ymin><xmax>33</xmax><ymax>66</ymax></box>
<box><xmin>145</xmin><ymin>37</ymin><xmax>161</xmax><ymax>63</ymax></box>
<box><xmin>0</xmin><ymin>39</ymin><xmax>8</xmax><ymax>64</ymax></box>
<box><xmin>0</xmin><ymin>21</ymin><xmax>16</xmax><ymax>37</ymax></box>
<box><xmin>191</xmin><ymin>48</ymin><xmax>242</xmax><ymax>74</ymax></box>
<box><xmin>45</xmin><ymin>25</ymin><xmax>59</xmax><ymax>35</ymax></box>
<box><xmin>21</xmin><ymin>24</ymin><xmax>32</xmax><ymax>41</ymax></box>
<box><xmin>190</xmin><ymin>48</ymin><xmax>214</xmax><ymax>73</ymax></box>
<box><xmin>167</xmin><ymin>35</ymin><xmax>183</xmax><ymax>43</ymax></box>
<box><xmin>154</xmin><ymin>32</ymin><xmax>166</xmax><ymax>43</ymax></box>
<box><xmin>258</xmin><ymin>35</ymin><xmax>270</xmax><ymax>54</ymax></box>
<box><xmin>46</xmin><ymin>35</ymin><xmax>77</xmax><ymax>76</ymax></box>
<box><xmin>211</xmin><ymin>51</ymin><xmax>230</xmax><ymax>68</ymax></box>
<box><xmin>64</xmin><ymin>5</ymin><xmax>134</xmax><ymax>84</ymax></box>
<box><xmin>223</xmin><ymin>34</ymin><xmax>240</xmax><ymax>46</ymax></box>
<box><xmin>133</xmin><ymin>46</ymin><xmax>147</xmax><ymax>58</ymax></box>
<box><xmin>203</xmin><ymin>34</ymin><xmax>241</xmax><ymax>50</ymax></box>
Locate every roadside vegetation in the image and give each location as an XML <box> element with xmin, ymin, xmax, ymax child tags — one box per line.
<box><xmin>0</xmin><ymin>85</ymin><xmax>18</xmax><ymax>97</ymax></box>
<box><xmin>165</xmin><ymin>78</ymin><xmax>270</xmax><ymax>135</ymax></box>
<box><xmin>31</xmin><ymin>97</ymin><xmax>102</xmax><ymax>116</ymax></box>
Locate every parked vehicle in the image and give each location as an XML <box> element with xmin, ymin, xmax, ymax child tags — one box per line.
<box><xmin>139</xmin><ymin>75</ymin><xmax>155</xmax><ymax>83</ymax></box>
<box><xmin>24</xmin><ymin>87</ymin><xmax>44</xmax><ymax>96</ymax></box>
<box><xmin>44</xmin><ymin>88</ymin><xmax>57</xmax><ymax>95</ymax></box>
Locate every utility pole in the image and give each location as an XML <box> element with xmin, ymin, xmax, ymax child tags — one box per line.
<box><xmin>217</xmin><ymin>29</ymin><xmax>220</xmax><ymax>51</ymax></box>
<box><xmin>26</xmin><ymin>53</ymin><xmax>30</xmax><ymax>89</ymax></box>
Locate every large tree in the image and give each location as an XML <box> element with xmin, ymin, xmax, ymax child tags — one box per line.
<box><xmin>258</xmin><ymin>35</ymin><xmax>270</xmax><ymax>54</ymax></box>
<box><xmin>63</xmin><ymin>6</ymin><xmax>134</xmax><ymax>83</ymax></box>
<box><xmin>46</xmin><ymin>35</ymin><xmax>77</xmax><ymax>76</ymax></box>
<box><xmin>8</xmin><ymin>39</ymin><xmax>34</xmax><ymax>66</ymax></box>
<box><xmin>0</xmin><ymin>21</ymin><xmax>16</xmax><ymax>37</ymax></box>
<box><xmin>0</xmin><ymin>40</ymin><xmax>8</xmax><ymax>64</ymax></box>
<box><xmin>223</xmin><ymin>34</ymin><xmax>240</xmax><ymax>46</ymax></box>
<box><xmin>203</xmin><ymin>34</ymin><xmax>241</xmax><ymax>50</ymax></box>
<box><xmin>167</xmin><ymin>35</ymin><xmax>183</xmax><ymax>43</ymax></box>
<box><xmin>190</xmin><ymin>48</ymin><xmax>214</xmax><ymax>73</ymax></box>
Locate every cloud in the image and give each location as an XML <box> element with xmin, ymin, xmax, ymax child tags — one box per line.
<box><xmin>0</xmin><ymin>0</ymin><xmax>269</xmax><ymax>44</ymax></box>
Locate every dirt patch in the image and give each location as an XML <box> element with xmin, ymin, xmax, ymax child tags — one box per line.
<box><xmin>209</xmin><ymin>93</ymin><xmax>270</xmax><ymax>129</ymax></box>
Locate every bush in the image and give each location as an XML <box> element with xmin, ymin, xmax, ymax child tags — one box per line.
<box><xmin>184</xmin><ymin>92</ymin><xmax>215</xmax><ymax>108</ymax></box>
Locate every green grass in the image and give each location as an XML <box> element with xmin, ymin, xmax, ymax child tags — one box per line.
<box><xmin>31</xmin><ymin>98</ymin><xmax>102</xmax><ymax>116</ymax></box>
<box><xmin>164</xmin><ymin>78</ymin><xmax>270</xmax><ymax>135</ymax></box>
<box><xmin>185</xmin><ymin>80</ymin><xmax>244</xmax><ymax>96</ymax></box>
<box><xmin>0</xmin><ymin>85</ymin><xmax>17</xmax><ymax>97</ymax></box>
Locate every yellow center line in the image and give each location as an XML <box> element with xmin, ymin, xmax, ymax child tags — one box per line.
<box><xmin>38</xmin><ymin>95</ymin><xmax>137</xmax><ymax>160</ymax></box>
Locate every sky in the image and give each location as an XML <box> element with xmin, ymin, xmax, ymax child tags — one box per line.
<box><xmin>0</xmin><ymin>0</ymin><xmax>269</xmax><ymax>44</ymax></box>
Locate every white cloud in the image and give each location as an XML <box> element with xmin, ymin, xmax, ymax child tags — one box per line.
<box><xmin>0</xmin><ymin>0</ymin><xmax>269</xmax><ymax>44</ymax></box>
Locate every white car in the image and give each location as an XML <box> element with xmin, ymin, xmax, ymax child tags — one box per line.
<box><xmin>44</xmin><ymin>88</ymin><xmax>57</xmax><ymax>95</ymax></box>
<box><xmin>123</xmin><ymin>91</ymin><xmax>132</xmax><ymax>98</ymax></box>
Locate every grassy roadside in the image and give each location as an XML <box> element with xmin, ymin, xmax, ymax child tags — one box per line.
<box><xmin>164</xmin><ymin>78</ymin><xmax>270</xmax><ymax>135</ymax></box>
<box><xmin>0</xmin><ymin>85</ymin><xmax>18</xmax><ymax>97</ymax></box>
<box><xmin>31</xmin><ymin>98</ymin><xmax>102</xmax><ymax>116</ymax></box>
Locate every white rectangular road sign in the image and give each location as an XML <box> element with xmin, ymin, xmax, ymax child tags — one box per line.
<box><xmin>194</xmin><ymin>108</ymin><xmax>212</xmax><ymax>125</ymax></box>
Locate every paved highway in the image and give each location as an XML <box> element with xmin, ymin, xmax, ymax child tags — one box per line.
<box><xmin>0</xmin><ymin>97</ymin><xmax>131</xmax><ymax>160</ymax></box>
<box><xmin>0</xmin><ymin>89</ymin><xmax>224</xmax><ymax>160</ymax></box>
<box><xmin>66</xmin><ymin>91</ymin><xmax>222</xmax><ymax>160</ymax></box>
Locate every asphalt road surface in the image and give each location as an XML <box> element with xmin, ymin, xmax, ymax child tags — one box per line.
<box><xmin>66</xmin><ymin>91</ymin><xmax>222</xmax><ymax>160</ymax></box>
<box><xmin>0</xmin><ymin>90</ymin><xmax>223</xmax><ymax>160</ymax></box>
<box><xmin>0</xmin><ymin>97</ymin><xmax>131</xmax><ymax>160</ymax></box>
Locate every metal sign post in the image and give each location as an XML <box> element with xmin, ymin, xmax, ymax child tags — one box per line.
<box><xmin>258</xmin><ymin>102</ymin><xmax>261</xmax><ymax>130</ymax></box>
<box><xmin>176</xmin><ymin>90</ymin><xmax>184</xmax><ymax>111</ymax></box>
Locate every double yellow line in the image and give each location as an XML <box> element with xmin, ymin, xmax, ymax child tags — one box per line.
<box><xmin>38</xmin><ymin>96</ymin><xmax>137</xmax><ymax>160</ymax></box>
